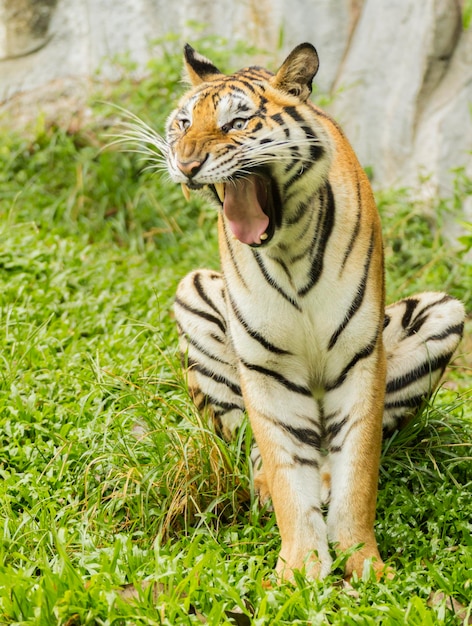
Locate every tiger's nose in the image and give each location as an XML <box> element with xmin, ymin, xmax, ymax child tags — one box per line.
<box><xmin>176</xmin><ymin>156</ymin><xmax>208</xmax><ymax>178</ymax></box>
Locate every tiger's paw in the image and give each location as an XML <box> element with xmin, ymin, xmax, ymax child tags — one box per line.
<box><xmin>374</xmin><ymin>563</ymin><xmax>395</xmax><ymax>581</ymax></box>
<box><xmin>343</xmin><ymin>552</ymin><xmax>394</xmax><ymax>583</ymax></box>
<box><xmin>275</xmin><ymin>548</ymin><xmax>333</xmax><ymax>583</ymax></box>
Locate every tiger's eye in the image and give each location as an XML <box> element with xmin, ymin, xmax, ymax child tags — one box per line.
<box><xmin>221</xmin><ymin>118</ymin><xmax>247</xmax><ymax>133</ymax></box>
<box><xmin>232</xmin><ymin>118</ymin><xmax>247</xmax><ymax>130</ymax></box>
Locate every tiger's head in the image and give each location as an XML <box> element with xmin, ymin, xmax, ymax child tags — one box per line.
<box><xmin>165</xmin><ymin>44</ymin><xmax>332</xmax><ymax>247</ymax></box>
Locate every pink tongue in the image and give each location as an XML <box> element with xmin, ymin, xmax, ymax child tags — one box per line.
<box><xmin>223</xmin><ymin>176</ymin><xmax>269</xmax><ymax>245</ymax></box>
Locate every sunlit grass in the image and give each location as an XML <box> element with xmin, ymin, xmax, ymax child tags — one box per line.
<box><xmin>0</xmin><ymin>36</ymin><xmax>470</xmax><ymax>625</ymax></box>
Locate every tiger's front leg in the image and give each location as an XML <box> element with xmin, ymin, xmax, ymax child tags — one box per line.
<box><xmin>240</xmin><ymin>364</ymin><xmax>333</xmax><ymax>579</ymax></box>
<box><xmin>323</xmin><ymin>337</ymin><xmax>386</xmax><ymax>579</ymax></box>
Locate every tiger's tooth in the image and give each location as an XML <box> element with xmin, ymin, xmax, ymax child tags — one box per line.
<box><xmin>215</xmin><ymin>182</ymin><xmax>225</xmax><ymax>203</ymax></box>
<box><xmin>181</xmin><ymin>183</ymin><xmax>191</xmax><ymax>201</ymax></box>
<box><xmin>260</xmin><ymin>232</ymin><xmax>269</xmax><ymax>241</ymax></box>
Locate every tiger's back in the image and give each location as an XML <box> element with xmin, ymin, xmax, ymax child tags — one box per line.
<box><xmin>148</xmin><ymin>43</ymin><xmax>465</xmax><ymax>580</ymax></box>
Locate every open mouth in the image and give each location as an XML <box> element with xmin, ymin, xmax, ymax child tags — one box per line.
<box><xmin>181</xmin><ymin>173</ymin><xmax>279</xmax><ymax>247</ymax></box>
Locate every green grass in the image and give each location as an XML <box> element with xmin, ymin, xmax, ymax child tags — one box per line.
<box><xmin>0</xmin><ymin>38</ymin><xmax>471</xmax><ymax>625</ymax></box>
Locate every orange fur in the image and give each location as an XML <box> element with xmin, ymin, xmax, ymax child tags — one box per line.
<box><xmin>166</xmin><ymin>43</ymin><xmax>465</xmax><ymax>582</ymax></box>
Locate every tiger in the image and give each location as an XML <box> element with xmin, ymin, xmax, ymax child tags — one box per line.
<box><xmin>126</xmin><ymin>43</ymin><xmax>465</xmax><ymax>581</ymax></box>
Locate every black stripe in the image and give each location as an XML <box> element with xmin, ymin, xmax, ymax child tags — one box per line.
<box><xmin>405</xmin><ymin>315</ymin><xmax>427</xmax><ymax>336</ymax></box>
<box><xmin>285</xmin><ymin>198</ymin><xmax>311</xmax><ymax>226</ymax></box>
<box><xmin>284</xmin><ymin>105</ymin><xmax>305</xmax><ymax>123</ymax></box>
<box><xmin>300</xmin><ymin>125</ymin><xmax>324</xmax><ymax>161</ymax></box>
<box><xmin>340</xmin><ymin>177</ymin><xmax>362</xmax><ymax>272</ymax></box>
<box><xmin>323</xmin><ymin>409</ymin><xmax>340</xmax><ymax>424</ymax></box>
<box><xmin>188</xmin><ymin>357</ymin><xmax>242</xmax><ymax>397</ymax></box>
<box><xmin>282</xmin><ymin>145</ymin><xmax>323</xmax><ymax>197</ymax></box>
<box><xmin>298</xmin><ymin>182</ymin><xmax>336</xmax><ymax>296</ymax></box>
<box><xmin>227</xmin><ymin>291</ymin><xmax>291</xmax><ymax>355</ymax></box>
<box><xmin>224</xmin><ymin>84</ymin><xmax>250</xmax><ymax>97</ymax></box>
<box><xmin>235</xmin><ymin>101</ymin><xmax>252</xmax><ymax>113</ymax></box>
<box><xmin>285</xmin><ymin>202</ymin><xmax>323</xmax><ymax>264</ymax></box>
<box><xmin>270</xmin><ymin>113</ymin><xmax>284</xmax><ymax>125</ymax></box>
<box><xmin>231</xmin><ymin>77</ymin><xmax>258</xmax><ymax>94</ymax></box>
<box><xmin>211</xmin><ymin>92</ymin><xmax>221</xmax><ymax>108</ymax></box>
<box><xmin>384</xmin><ymin>394</ymin><xmax>425</xmax><ymax>411</ymax></box>
<box><xmin>328</xmin><ymin>417</ymin><xmax>362</xmax><ymax>453</ymax></box>
<box><xmin>385</xmin><ymin>351</ymin><xmax>453</xmax><ymax>394</ymax></box>
<box><xmin>252</xmin><ymin>251</ymin><xmax>302</xmax><ymax>310</ymax></box>
<box><xmin>401</xmin><ymin>298</ymin><xmax>419</xmax><ymax>329</ymax></box>
<box><xmin>240</xmin><ymin>359</ymin><xmax>312</xmax><ymax>396</ymax></box>
<box><xmin>427</xmin><ymin>322</ymin><xmax>464</xmax><ymax>341</ymax></box>
<box><xmin>213</xmin><ymin>406</ymin><xmax>244</xmax><ymax>421</ymax></box>
<box><xmin>293</xmin><ymin>456</ymin><xmax>320</xmax><ymax>468</ymax></box>
<box><xmin>301</xmin><ymin>186</ymin><xmax>327</xmax><ymax>262</ymax></box>
<box><xmin>289</xmin><ymin>146</ymin><xmax>302</xmax><ymax>163</ymax></box>
<box><xmin>283</xmin><ymin>164</ymin><xmax>312</xmax><ymax>195</ymax></box>
<box><xmin>328</xmin><ymin>228</ymin><xmax>375</xmax><ymax>350</ymax></box>
<box><xmin>310</xmin><ymin>143</ymin><xmax>324</xmax><ymax>161</ymax></box>
<box><xmin>272</xmin><ymin>256</ymin><xmax>295</xmax><ymax>282</ymax></box>
<box><xmin>215</xmin><ymin>148</ymin><xmax>242</xmax><ymax>170</ymax></box>
<box><xmin>193</xmin><ymin>272</ymin><xmax>223</xmax><ymax>318</ymax></box>
<box><xmin>287</xmin><ymin>240</ymin><xmax>313</xmax><ymax>264</ymax></box>
<box><xmin>174</xmin><ymin>297</ymin><xmax>226</xmax><ymax>335</ymax></box>
<box><xmin>406</xmin><ymin>295</ymin><xmax>455</xmax><ymax>337</ymax></box>
<box><xmin>201</xmin><ymin>395</ymin><xmax>244</xmax><ymax>413</ymax></box>
<box><xmin>282</xmin><ymin>424</ymin><xmax>321</xmax><ymax>449</ymax></box>
<box><xmin>285</xmin><ymin>199</ymin><xmax>313</xmax><ymax>227</ymax></box>
<box><xmin>326</xmin><ymin>416</ymin><xmax>348</xmax><ymax>440</ymax></box>
<box><xmin>325</xmin><ymin>330</ymin><xmax>379</xmax><ymax>391</ymax></box>
<box><xmin>196</xmin><ymin>395</ymin><xmax>207</xmax><ymax>412</ymax></box>
<box><xmin>310</xmin><ymin>506</ymin><xmax>323</xmax><ymax>516</ymax></box>
<box><xmin>222</xmin><ymin>221</ymin><xmax>249</xmax><ymax>289</ymax></box>
<box><xmin>420</xmin><ymin>294</ymin><xmax>453</xmax><ymax>313</ymax></box>
<box><xmin>209</xmin><ymin>332</ymin><xmax>224</xmax><ymax>344</ymax></box>
<box><xmin>239</xmin><ymin>67</ymin><xmax>268</xmax><ymax>78</ymax></box>
<box><xmin>185</xmin><ymin>334</ymin><xmax>231</xmax><ymax>365</ymax></box>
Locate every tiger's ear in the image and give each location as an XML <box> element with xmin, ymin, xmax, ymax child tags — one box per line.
<box><xmin>271</xmin><ymin>43</ymin><xmax>319</xmax><ymax>102</ymax></box>
<box><xmin>183</xmin><ymin>44</ymin><xmax>223</xmax><ymax>86</ymax></box>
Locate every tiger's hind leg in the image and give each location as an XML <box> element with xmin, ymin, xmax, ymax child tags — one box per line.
<box><xmin>175</xmin><ymin>269</ymin><xmax>274</xmax><ymax>503</ymax></box>
<box><xmin>382</xmin><ymin>292</ymin><xmax>465</xmax><ymax>435</ymax></box>
<box><xmin>174</xmin><ymin>269</ymin><xmax>245</xmax><ymax>440</ymax></box>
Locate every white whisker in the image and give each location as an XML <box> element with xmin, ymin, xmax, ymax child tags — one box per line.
<box><xmin>102</xmin><ymin>103</ymin><xmax>169</xmax><ymax>167</ymax></box>
<box><xmin>103</xmin><ymin>101</ymin><xmax>325</xmax><ymax>183</ymax></box>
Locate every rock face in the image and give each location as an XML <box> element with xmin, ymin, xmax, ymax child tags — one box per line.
<box><xmin>330</xmin><ymin>1</ymin><xmax>470</xmax><ymax>193</ymax></box>
<box><xmin>0</xmin><ymin>0</ymin><xmax>470</xmax><ymax>215</ymax></box>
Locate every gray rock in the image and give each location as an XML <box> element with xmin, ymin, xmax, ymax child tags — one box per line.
<box><xmin>0</xmin><ymin>0</ymin><xmax>470</xmax><ymax>235</ymax></box>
